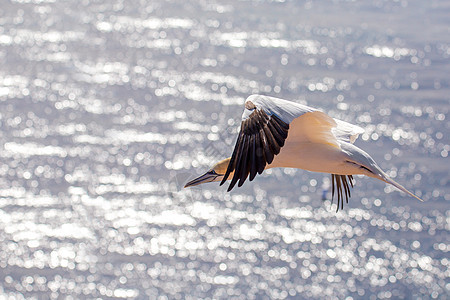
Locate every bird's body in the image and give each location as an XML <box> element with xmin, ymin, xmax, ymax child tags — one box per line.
<box><xmin>270</xmin><ymin>141</ymin><xmax>350</xmax><ymax>174</ymax></box>
<box><xmin>185</xmin><ymin>94</ymin><xmax>422</xmax><ymax>210</ymax></box>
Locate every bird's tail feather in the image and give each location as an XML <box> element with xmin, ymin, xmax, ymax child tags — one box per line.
<box><xmin>340</xmin><ymin>142</ymin><xmax>423</xmax><ymax>202</ymax></box>
<box><xmin>379</xmin><ymin>172</ymin><xmax>423</xmax><ymax>202</ymax></box>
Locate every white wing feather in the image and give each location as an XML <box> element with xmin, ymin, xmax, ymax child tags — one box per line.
<box><xmin>333</xmin><ymin>119</ymin><xmax>365</xmax><ymax>144</ymax></box>
<box><xmin>242</xmin><ymin>95</ymin><xmax>314</xmax><ymax>123</ymax></box>
<box><xmin>242</xmin><ymin>95</ymin><xmax>364</xmax><ymax>148</ymax></box>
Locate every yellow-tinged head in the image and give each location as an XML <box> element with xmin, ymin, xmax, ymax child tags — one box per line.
<box><xmin>184</xmin><ymin>157</ymin><xmax>233</xmax><ymax>188</ymax></box>
<box><xmin>212</xmin><ymin>158</ymin><xmax>231</xmax><ymax>175</ymax></box>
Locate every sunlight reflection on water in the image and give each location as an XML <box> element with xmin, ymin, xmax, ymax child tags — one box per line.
<box><xmin>0</xmin><ymin>0</ymin><xmax>449</xmax><ymax>299</ymax></box>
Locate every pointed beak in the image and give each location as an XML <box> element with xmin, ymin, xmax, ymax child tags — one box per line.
<box><xmin>184</xmin><ymin>170</ymin><xmax>220</xmax><ymax>188</ymax></box>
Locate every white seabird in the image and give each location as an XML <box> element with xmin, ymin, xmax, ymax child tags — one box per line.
<box><xmin>185</xmin><ymin>95</ymin><xmax>423</xmax><ymax>210</ymax></box>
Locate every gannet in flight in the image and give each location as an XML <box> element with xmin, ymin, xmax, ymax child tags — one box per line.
<box><xmin>185</xmin><ymin>95</ymin><xmax>423</xmax><ymax>210</ymax></box>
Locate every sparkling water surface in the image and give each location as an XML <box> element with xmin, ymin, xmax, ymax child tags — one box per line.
<box><xmin>0</xmin><ymin>0</ymin><xmax>449</xmax><ymax>299</ymax></box>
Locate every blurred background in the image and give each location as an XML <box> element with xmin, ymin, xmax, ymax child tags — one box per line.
<box><xmin>0</xmin><ymin>0</ymin><xmax>449</xmax><ymax>299</ymax></box>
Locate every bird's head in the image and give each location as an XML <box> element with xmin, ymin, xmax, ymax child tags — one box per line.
<box><xmin>184</xmin><ymin>157</ymin><xmax>233</xmax><ymax>188</ymax></box>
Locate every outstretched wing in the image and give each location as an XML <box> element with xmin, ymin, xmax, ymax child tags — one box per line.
<box><xmin>220</xmin><ymin>95</ymin><xmax>314</xmax><ymax>191</ymax></box>
<box><xmin>220</xmin><ymin>94</ymin><xmax>366</xmax><ymax>194</ymax></box>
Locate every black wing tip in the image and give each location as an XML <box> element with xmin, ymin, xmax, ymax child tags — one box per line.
<box><xmin>330</xmin><ymin>174</ymin><xmax>354</xmax><ymax>212</ymax></box>
<box><xmin>224</xmin><ymin>107</ymin><xmax>290</xmax><ymax>192</ymax></box>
